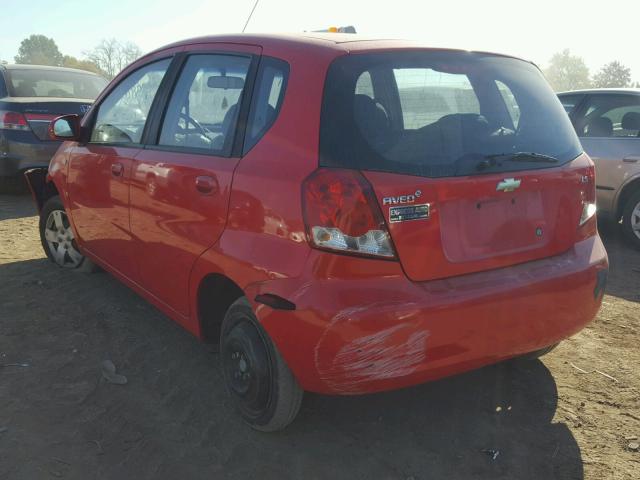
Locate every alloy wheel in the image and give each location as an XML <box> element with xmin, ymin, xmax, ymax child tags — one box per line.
<box><xmin>631</xmin><ymin>200</ymin><xmax>640</xmax><ymax>240</ymax></box>
<box><xmin>43</xmin><ymin>209</ymin><xmax>83</xmax><ymax>268</ymax></box>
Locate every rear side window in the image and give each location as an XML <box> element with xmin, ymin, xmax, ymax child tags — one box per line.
<box><xmin>558</xmin><ymin>94</ymin><xmax>585</xmax><ymax>114</ymax></box>
<box><xmin>158</xmin><ymin>54</ymin><xmax>251</xmax><ymax>155</ymax></box>
<box><xmin>243</xmin><ymin>57</ymin><xmax>289</xmax><ymax>153</ymax></box>
<box><xmin>394</xmin><ymin>68</ymin><xmax>480</xmax><ymax>129</ymax></box>
<box><xmin>355</xmin><ymin>71</ymin><xmax>374</xmax><ymax>98</ymax></box>
<box><xmin>573</xmin><ymin>94</ymin><xmax>640</xmax><ymax>138</ymax></box>
<box><xmin>496</xmin><ymin>80</ymin><xmax>520</xmax><ymax>128</ymax></box>
<box><xmin>91</xmin><ymin>59</ymin><xmax>170</xmax><ymax>144</ymax></box>
<box><xmin>320</xmin><ymin>51</ymin><xmax>582</xmax><ymax>178</ymax></box>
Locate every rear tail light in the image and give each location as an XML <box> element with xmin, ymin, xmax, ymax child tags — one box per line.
<box><xmin>302</xmin><ymin>168</ymin><xmax>396</xmax><ymax>259</ymax></box>
<box><xmin>579</xmin><ymin>202</ymin><xmax>597</xmax><ymax>226</ymax></box>
<box><xmin>579</xmin><ymin>164</ymin><xmax>597</xmax><ymax>227</ymax></box>
<box><xmin>0</xmin><ymin>110</ymin><xmax>30</xmax><ymax>131</ymax></box>
<box><xmin>576</xmin><ymin>162</ymin><xmax>598</xmax><ymax>242</ymax></box>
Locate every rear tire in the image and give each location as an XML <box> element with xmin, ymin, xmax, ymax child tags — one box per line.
<box><xmin>39</xmin><ymin>196</ymin><xmax>98</xmax><ymax>273</ymax></box>
<box><xmin>621</xmin><ymin>190</ymin><xmax>640</xmax><ymax>250</ymax></box>
<box><xmin>517</xmin><ymin>343</ymin><xmax>559</xmax><ymax>361</ymax></box>
<box><xmin>220</xmin><ymin>297</ymin><xmax>303</xmax><ymax>432</ymax></box>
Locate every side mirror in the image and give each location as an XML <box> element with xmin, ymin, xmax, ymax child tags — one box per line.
<box><xmin>49</xmin><ymin>114</ymin><xmax>80</xmax><ymax>141</ymax></box>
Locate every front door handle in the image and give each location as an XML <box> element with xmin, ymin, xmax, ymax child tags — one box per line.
<box><xmin>195</xmin><ymin>175</ymin><xmax>219</xmax><ymax>195</ymax></box>
<box><xmin>623</xmin><ymin>156</ymin><xmax>640</xmax><ymax>163</ymax></box>
<box><xmin>111</xmin><ymin>162</ymin><xmax>124</xmax><ymax>176</ymax></box>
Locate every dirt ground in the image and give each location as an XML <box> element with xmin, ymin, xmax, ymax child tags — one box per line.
<box><xmin>0</xmin><ymin>192</ymin><xmax>638</xmax><ymax>480</ymax></box>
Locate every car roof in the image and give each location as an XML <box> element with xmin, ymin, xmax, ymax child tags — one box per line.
<box><xmin>0</xmin><ymin>64</ymin><xmax>101</xmax><ymax>76</ymax></box>
<box><xmin>557</xmin><ymin>88</ymin><xmax>640</xmax><ymax>96</ymax></box>
<box><xmin>146</xmin><ymin>32</ymin><xmax>534</xmax><ymax>64</ymax></box>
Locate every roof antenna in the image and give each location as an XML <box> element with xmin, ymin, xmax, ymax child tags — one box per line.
<box><xmin>242</xmin><ymin>0</ymin><xmax>260</xmax><ymax>33</ymax></box>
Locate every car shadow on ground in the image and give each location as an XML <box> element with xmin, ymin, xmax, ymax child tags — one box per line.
<box><xmin>0</xmin><ymin>258</ymin><xmax>583</xmax><ymax>480</ymax></box>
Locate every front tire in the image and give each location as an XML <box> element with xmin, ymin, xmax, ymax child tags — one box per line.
<box><xmin>621</xmin><ymin>190</ymin><xmax>640</xmax><ymax>250</ymax></box>
<box><xmin>220</xmin><ymin>297</ymin><xmax>303</xmax><ymax>432</ymax></box>
<box><xmin>39</xmin><ymin>196</ymin><xmax>97</xmax><ymax>272</ymax></box>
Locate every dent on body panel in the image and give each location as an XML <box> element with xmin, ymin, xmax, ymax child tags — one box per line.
<box><xmin>313</xmin><ymin>300</ymin><xmax>429</xmax><ymax>394</ymax></box>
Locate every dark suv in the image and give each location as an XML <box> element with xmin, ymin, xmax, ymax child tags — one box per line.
<box><xmin>0</xmin><ymin>64</ymin><xmax>107</xmax><ymax>180</ymax></box>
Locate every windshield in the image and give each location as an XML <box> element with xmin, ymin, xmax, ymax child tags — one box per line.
<box><xmin>320</xmin><ymin>51</ymin><xmax>583</xmax><ymax>177</ymax></box>
<box><xmin>6</xmin><ymin>68</ymin><xmax>108</xmax><ymax>99</ymax></box>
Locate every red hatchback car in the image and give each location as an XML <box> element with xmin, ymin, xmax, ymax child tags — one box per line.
<box><xmin>26</xmin><ymin>34</ymin><xmax>608</xmax><ymax>431</ymax></box>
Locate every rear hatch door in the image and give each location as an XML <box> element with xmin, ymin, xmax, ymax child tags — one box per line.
<box><xmin>364</xmin><ymin>155</ymin><xmax>591</xmax><ymax>281</ymax></box>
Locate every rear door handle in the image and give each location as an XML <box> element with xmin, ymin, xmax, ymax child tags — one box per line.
<box><xmin>195</xmin><ymin>175</ymin><xmax>219</xmax><ymax>195</ymax></box>
<box><xmin>623</xmin><ymin>156</ymin><xmax>640</xmax><ymax>163</ymax></box>
<box><xmin>111</xmin><ymin>162</ymin><xmax>124</xmax><ymax>176</ymax></box>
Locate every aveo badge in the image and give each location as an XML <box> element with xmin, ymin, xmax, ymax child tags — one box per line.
<box><xmin>383</xmin><ymin>190</ymin><xmax>430</xmax><ymax>223</ymax></box>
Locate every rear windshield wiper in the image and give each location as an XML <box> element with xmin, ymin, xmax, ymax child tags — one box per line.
<box><xmin>486</xmin><ymin>152</ymin><xmax>559</xmax><ymax>163</ymax></box>
<box><xmin>475</xmin><ymin>152</ymin><xmax>559</xmax><ymax>171</ymax></box>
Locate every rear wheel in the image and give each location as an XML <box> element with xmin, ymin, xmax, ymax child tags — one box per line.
<box><xmin>220</xmin><ymin>297</ymin><xmax>303</xmax><ymax>432</ymax></box>
<box><xmin>39</xmin><ymin>196</ymin><xmax>97</xmax><ymax>272</ymax></box>
<box><xmin>621</xmin><ymin>190</ymin><xmax>640</xmax><ymax>250</ymax></box>
<box><xmin>517</xmin><ymin>343</ymin><xmax>559</xmax><ymax>361</ymax></box>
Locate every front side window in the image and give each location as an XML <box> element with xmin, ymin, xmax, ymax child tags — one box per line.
<box><xmin>243</xmin><ymin>57</ymin><xmax>289</xmax><ymax>153</ymax></box>
<box><xmin>320</xmin><ymin>51</ymin><xmax>582</xmax><ymax>178</ymax></box>
<box><xmin>0</xmin><ymin>73</ymin><xmax>8</xmax><ymax>98</ymax></box>
<box><xmin>574</xmin><ymin>95</ymin><xmax>640</xmax><ymax>138</ymax></box>
<box><xmin>158</xmin><ymin>54</ymin><xmax>251</xmax><ymax>154</ymax></box>
<box><xmin>90</xmin><ymin>59</ymin><xmax>170</xmax><ymax>144</ymax></box>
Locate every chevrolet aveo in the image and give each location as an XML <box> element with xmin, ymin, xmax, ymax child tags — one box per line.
<box><xmin>25</xmin><ymin>34</ymin><xmax>609</xmax><ymax>431</ymax></box>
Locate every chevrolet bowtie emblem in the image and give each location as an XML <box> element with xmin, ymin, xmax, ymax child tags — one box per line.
<box><xmin>496</xmin><ymin>178</ymin><xmax>521</xmax><ymax>192</ymax></box>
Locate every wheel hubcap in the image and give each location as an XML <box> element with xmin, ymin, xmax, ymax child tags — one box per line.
<box><xmin>631</xmin><ymin>201</ymin><xmax>640</xmax><ymax>240</ymax></box>
<box><xmin>44</xmin><ymin>209</ymin><xmax>83</xmax><ymax>268</ymax></box>
<box><xmin>222</xmin><ymin>320</ymin><xmax>273</xmax><ymax>419</ymax></box>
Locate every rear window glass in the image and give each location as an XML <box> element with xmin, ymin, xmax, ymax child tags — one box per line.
<box><xmin>320</xmin><ymin>52</ymin><xmax>582</xmax><ymax>178</ymax></box>
<box><xmin>6</xmin><ymin>69</ymin><xmax>107</xmax><ymax>99</ymax></box>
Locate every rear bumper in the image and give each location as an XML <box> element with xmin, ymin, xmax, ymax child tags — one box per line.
<box><xmin>0</xmin><ymin>131</ymin><xmax>59</xmax><ymax>176</ymax></box>
<box><xmin>256</xmin><ymin>235</ymin><xmax>608</xmax><ymax>395</ymax></box>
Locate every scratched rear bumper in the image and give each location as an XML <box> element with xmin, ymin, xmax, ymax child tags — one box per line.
<box><xmin>256</xmin><ymin>235</ymin><xmax>608</xmax><ymax>395</ymax></box>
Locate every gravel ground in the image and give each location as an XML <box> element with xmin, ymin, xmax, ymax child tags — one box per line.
<box><xmin>0</xmin><ymin>193</ymin><xmax>638</xmax><ymax>480</ymax></box>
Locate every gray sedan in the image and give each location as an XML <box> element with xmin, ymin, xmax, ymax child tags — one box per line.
<box><xmin>558</xmin><ymin>88</ymin><xmax>640</xmax><ymax>248</ymax></box>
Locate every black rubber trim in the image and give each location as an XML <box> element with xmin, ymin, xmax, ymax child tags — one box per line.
<box><xmin>596</xmin><ymin>185</ymin><xmax>615</xmax><ymax>191</ymax></box>
<box><xmin>254</xmin><ymin>294</ymin><xmax>296</xmax><ymax>311</ymax></box>
<box><xmin>594</xmin><ymin>268</ymin><xmax>608</xmax><ymax>300</ymax></box>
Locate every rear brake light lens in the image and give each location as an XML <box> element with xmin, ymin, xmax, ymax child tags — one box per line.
<box><xmin>302</xmin><ymin>168</ymin><xmax>396</xmax><ymax>259</ymax></box>
<box><xmin>0</xmin><ymin>110</ymin><xmax>30</xmax><ymax>131</ymax></box>
<box><xmin>579</xmin><ymin>202</ymin><xmax>597</xmax><ymax>226</ymax></box>
<box><xmin>579</xmin><ymin>164</ymin><xmax>597</xmax><ymax>227</ymax></box>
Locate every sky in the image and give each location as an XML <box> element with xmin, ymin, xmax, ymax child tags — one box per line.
<box><xmin>1</xmin><ymin>0</ymin><xmax>639</xmax><ymax>81</ymax></box>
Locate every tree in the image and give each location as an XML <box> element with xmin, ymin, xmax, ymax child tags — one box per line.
<box><xmin>62</xmin><ymin>55</ymin><xmax>105</xmax><ymax>76</ymax></box>
<box><xmin>85</xmin><ymin>39</ymin><xmax>142</xmax><ymax>79</ymax></box>
<box><xmin>544</xmin><ymin>49</ymin><xmax>591</xmax><ymax>92</ymax></box>
<box><xmin>14</xmin><ymin>34</ymin><xmax>63</xmax><ymax>66</ymax></box>
<box><xmin>593</xmin><ymin>61</ymin><xmax>632</xmax><ymax>88</ymax></box>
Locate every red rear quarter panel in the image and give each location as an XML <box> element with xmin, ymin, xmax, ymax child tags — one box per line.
<box><xmin>187</xmin><ymin>41</ymin><xmax>340</xmax><ymax>332</ymax></box>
